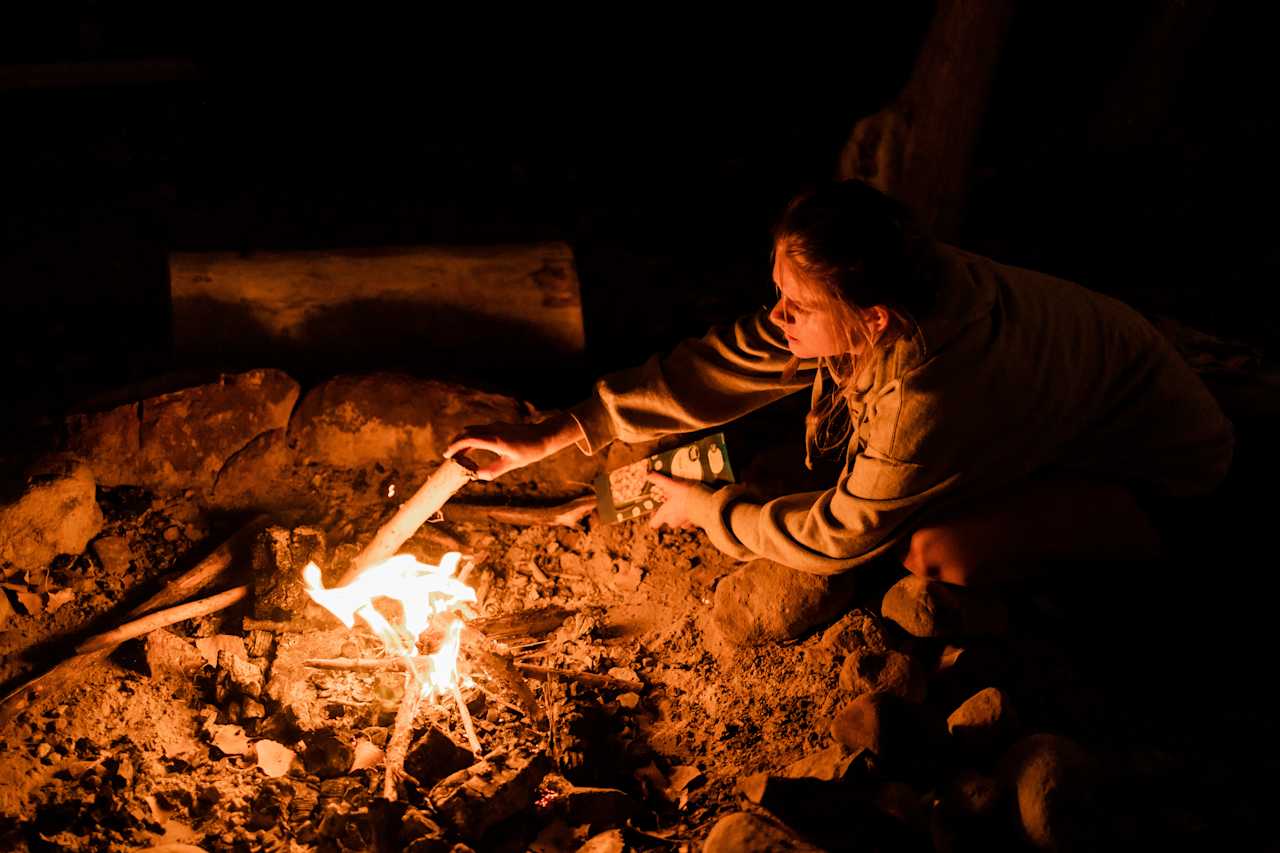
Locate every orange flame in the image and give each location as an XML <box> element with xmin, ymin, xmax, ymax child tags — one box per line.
<box><xmin>303</xmin><ymin>552</ymin><xmax>476</xmax><ymax>696</ymax></box>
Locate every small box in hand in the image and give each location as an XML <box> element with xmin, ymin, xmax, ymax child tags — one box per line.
<box><xmin>593</xmin><ymin>432</ymin><xmax>735</xmax><ymax>524</ymax></box>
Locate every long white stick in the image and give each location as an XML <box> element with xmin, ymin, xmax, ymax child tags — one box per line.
<box><xmin>338</xmin><ymin>458</ymin><xmax>475</xmax><ymax>585</ymax></box>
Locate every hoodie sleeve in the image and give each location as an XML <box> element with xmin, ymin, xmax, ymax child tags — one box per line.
<box><xmin>683</xmin><ymin>451</ymin><xmax>961</xmax><ymax>574</ymax></box>
<box><xmin>568</xmin><ymin>307</ymin><xmax>814</xmax><ymax>454</ymax></box>
<box><xmin>682</xmin><ymin>376</ymin><xmax>964</xmax><ymax>574</ymax></box>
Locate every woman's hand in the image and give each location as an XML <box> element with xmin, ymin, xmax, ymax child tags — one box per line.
<box><xmin>445</xmin><ymin>413</ymin><xmax>585</xmax><ymax>480</ymax></box>
<box><xmin>646</xmin><ymin>471</ymin><xmax>713</xmax><ymax>530</ymax></box>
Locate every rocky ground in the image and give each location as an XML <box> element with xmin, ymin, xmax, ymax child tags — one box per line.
<box><xmin>0</xmin><ymin>368</ymin><xmax>1276</xmax><ymax>852</ymax></box>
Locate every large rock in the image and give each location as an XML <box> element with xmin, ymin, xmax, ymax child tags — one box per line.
<box><xmin>830</xmin><ymin>692</ymin><xmax>916</xmax><ymax>765</ymax></box>
<box><xmin>838</xmin><ymin>647</ymin><xmax>926</xmax><ymax>703</ymax></box>
<box><xmin>0</xmin><ymin>458</ymin><xmax>103</xmax><ymax>576</ymax></box>
<box><xmin>813</xmin><ymin>609</ymin><xmax>892</xmax><ymax>665</ymax></box>
<box><xmin>65</xmin><ymin>369</ymin><xmax>299</xmax><ymax>493</ymax></box>
<box><xmin>782</xmin><ymin>744</ymin><xmax>869</xmax><ymax>783</ymax></box>
<box><xmin>881</xmin><ymin>576</ymin><xmax>1008</xmax><ymax>639</ymax></box>
<box><xmin>702</xmin><ymin>812</ymin><xmax>825</xmax><ymax>853</ymax></box>
<box><xmin>712</xmin><ymin>560</ymin><xmax>858</xmax><ymax>646</ymax></box>
<box><xmin>169</xmin><ymin>242</ymin><xmax>586</xmax><ymax>382</ymax></box>
<box><xmin>1000</xmin><ymin>733</ymin><xmax>1099</xmax><ymax>850</ymax></box>
<box><xmin>287</xmin><ymin>374</ymin><xmax>523</xmax><ymax>470</ymax></box>
<box><xmin>285</xmin><ymin>373</ymin><xmax>601</xmax><ymax>491</ymax></box>
<box><xmin>210</xmin><ymin>428</ymin><xmax>295</xmax><ymax>511</ymax></box>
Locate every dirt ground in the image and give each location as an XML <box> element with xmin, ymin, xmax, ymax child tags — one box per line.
<box><xmin>0</xmin><ymin>449</ymin><xmax>885</xmax><ymax>851</ymax></box>
<box><xmin>1</xmin><ymin>369</ymin><xmax>1277</xmax><ymax>851</ymax></box>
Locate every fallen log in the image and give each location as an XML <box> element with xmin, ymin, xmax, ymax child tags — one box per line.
<box><xmin>338</xmin><ymin>458</ymin><xmax>476</xmax><ymax>586</ymax></box>
<box><xmin>0</xmin><ymin>514</ymin><xmax>270</xmax><ymax>729</ymax></box>
<box><xmin>440</xmin><ymin>494</ymin><xmax>595</xmax><ymax>528</ymax></box>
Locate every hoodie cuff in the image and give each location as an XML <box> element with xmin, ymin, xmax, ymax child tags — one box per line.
<box><xmin>686</xmin><ymin>484</ymin><xmax>759</xmax><ymax>562</ymax></box>
<box><xmin>566</xmin><ymin>396</ymin><xmax>618</xmax><ymax>457</ymax></box>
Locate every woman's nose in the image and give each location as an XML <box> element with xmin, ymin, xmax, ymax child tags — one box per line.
<box><xmin>768</xmin><ymin>299</ymin><xmax>790</xmax><ymax>327</ymax></box>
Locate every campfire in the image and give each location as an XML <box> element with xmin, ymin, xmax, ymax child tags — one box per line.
<box><xmin>303</xmin><ymin>550</ymin><xmax>484</xmax><ymax>792</ymax></box>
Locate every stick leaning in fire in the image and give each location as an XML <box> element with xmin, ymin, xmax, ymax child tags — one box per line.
<box><xmin>337</xmin><ymin>457</ymin><xmax>478</xmax><ymax>586</ymax></box>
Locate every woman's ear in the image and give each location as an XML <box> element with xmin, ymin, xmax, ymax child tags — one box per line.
<box><xmin>866</xmin><ymin>305</ymin><xmax>891</xmax><ymax>338</ymax></box>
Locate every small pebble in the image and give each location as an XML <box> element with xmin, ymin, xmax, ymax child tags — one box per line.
<box><xmin>607</xmin><ymin>667</ymin><xmax>641</xmax><ymax>684</ymax></box>
<box><xmin>618</xmin><ymin>693</ymin><xmax>642</xmax><ymax>711</ymax></box>
<box><xmin>163</xmin><ymin>526</ymin><xmax>181</xmax><ymax>542</ymax></box>
<box><xmin>35</xmin><ymin>743</ymin><xmax>52</xmax><ymax>759</ymax></box>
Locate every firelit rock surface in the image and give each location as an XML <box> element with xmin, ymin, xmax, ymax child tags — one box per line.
<box><xmin>66</xmin><ymin>368</ymin><xmax>299</xmax><ymax>493</ymax></box>
<box><xmin>947</xmin><ymin>687</ymin><xmax>1018</xmax><ymax>753</ymax></box>
<box><xmin>287</xmin><ymin>374</ymin><xmax>525</xmax><ymax>470</ymax></box>
<box><xmin>881</xmin><ymin>575</ymin><xmax>1009</xmax><ymax>638</ymax></box>
<box><xmin>703</xmin><ymin>812</ymin><xmax>826</xmax><ymax>853</ymax></box>
<box><xmin>285</xmin><ymin>372</ymin><xmax>604</xmax><ymax>495</ymax></box>
<box><xmin>839</xmin><ymin>647</ymin><xmax>926</xmax><ymax>703</ymax></box>
<box><xmin>711</xmin><ymin>559</ymin><xmax>858</xmax><ymax>646</ymax></box>
<box><xmin>1001</xmin><ymin>733</ymin><xmax>1100</xmax><ymax>850</ymax></box>
<box><xmin>0</xmin><ymin>458</ymin><xmax>102</xmax><ymax>576</ymax></box>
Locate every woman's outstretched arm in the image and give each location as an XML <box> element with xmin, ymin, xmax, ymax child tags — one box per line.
<box><xmin>569</xmin><ymin>307</ymin><xmax>813</xmax><ymax>454</ymax></box>
<box><xmin>449</xmin><ymin>307</ymin><xmax>814</xmax><ymax>479</ymax></box>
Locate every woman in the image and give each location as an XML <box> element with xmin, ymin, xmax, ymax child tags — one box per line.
<box><xmin>446</xmin><ymin>181</ymin><xmax>1233</xmax><ymax>631</ymax></box>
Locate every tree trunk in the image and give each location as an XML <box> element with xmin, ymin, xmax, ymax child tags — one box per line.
<box><xmin>838</xmin><ymin>0</ymin><xmax>1015</xmax><ymax>240</ymax></box>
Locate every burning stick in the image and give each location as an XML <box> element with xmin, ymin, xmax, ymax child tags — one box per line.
<box><xmin>304</xmin><ymin>656</ymin><xmax>641</xmax><ymax>693</ymax></box>
<box><xmin>383</xmin><ymin>671</ymin><xmax>424</xmax><ymax>801</ymax></box>
<box><xmin>338</xmin><ymin>458</ymin><xmax>476</xmax><ymax>586</ymax></box>
<box><xmin>451</xmin><ymin>683</ymin><xmax>482</xmax><ymax>753</ymax></box>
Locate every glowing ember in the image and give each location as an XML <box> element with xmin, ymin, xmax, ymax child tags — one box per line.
<box><xmin>303</xmin><ymin>552</ymin><xmax>476</xmax><ymax>697</ymax></box>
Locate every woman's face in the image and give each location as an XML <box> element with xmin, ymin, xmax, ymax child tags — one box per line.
<box><xmin>768</xmin><ymin>249</ymin><xmax>850</xmax><ymax>359</ymax></box>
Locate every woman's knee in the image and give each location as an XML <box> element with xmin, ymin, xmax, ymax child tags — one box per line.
<box><xmin>902</xmin><ymin>526</ymin><xmax>979</xmax><ymax>585</ymax></box>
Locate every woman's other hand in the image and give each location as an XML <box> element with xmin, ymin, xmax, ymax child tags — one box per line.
<box><xmin>445</xmin><ymin>413</ymin><xmax>585</xmax><ymax>480</ymax></box>
<box><xmin>646</xmin><ymin>471</ymin><xmax>713</xmax><ymax>530</ymax></box>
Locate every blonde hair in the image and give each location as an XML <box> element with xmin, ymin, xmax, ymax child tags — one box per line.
<box><xmin>771</xmin><ymin>181</ymin><xmax>938</xmax><ymax>467</ymax></box>
<box><xmin>775</xmin><ymin>244</ymin><xmax>913</xmax><ymax>466</ymax></box>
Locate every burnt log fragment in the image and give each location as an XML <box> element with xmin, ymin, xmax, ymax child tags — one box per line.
<box><xmin>403</xmin><ymin>725</ymin><xmax>476</xmax><ymax>791</ymax></box>
<box><xmin>429</xmin><ymin>744</ymin><xmax>553</xmax><ymax>840</ymax></box>
<box><xmin>251</xmin><ymin>525</ymin><xmax>332</xmax><ymax>627</ymax></box>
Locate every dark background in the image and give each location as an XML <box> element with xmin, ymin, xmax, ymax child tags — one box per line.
<box><xmin>1</xmin><ymin>3</ymin><xmax>1275</xmax><ymax>424</ymax></box>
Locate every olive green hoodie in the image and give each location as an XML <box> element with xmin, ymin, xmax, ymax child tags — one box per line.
<box><xmin>570</xmin><ymin>246</ymin><xmax>1234</xmax><ymax>574</ymax></box>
